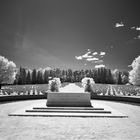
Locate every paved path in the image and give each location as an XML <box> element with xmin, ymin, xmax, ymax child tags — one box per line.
<box><xmin>60</xmin><ymin>83</ymin><xmax>84</xmax><ymax>93</ymax></box>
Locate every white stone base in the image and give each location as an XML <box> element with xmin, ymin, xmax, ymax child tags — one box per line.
<box><xmin>46</xmin><ymin>92</ymin><xmax>92</xmax><ymax>107</ymax></box>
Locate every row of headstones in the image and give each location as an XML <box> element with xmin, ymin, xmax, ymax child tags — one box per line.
<box><xmin>0</xmin><ymin>89</ymin><xmax>47</xmax><ymax>96</ymax></box>
<box><xmin>0</xmin><ymin>88</ymin><xmax>140</xmax><ymax>96</ymax></box>
<box><xmin>95</xmin><ymin>86</ymin><xmax>140</xmax><ymax>96</ymax></box>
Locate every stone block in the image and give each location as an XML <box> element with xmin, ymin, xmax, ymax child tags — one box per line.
<box><xmin>46</xmin><ymin>92</ymin><xmax>92</xmax><ymax>107</ymax></box>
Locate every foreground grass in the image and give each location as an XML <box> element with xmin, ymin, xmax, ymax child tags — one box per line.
<box><xmin>0</xmin><ymin>99</ymin><xmax>140</xmax><ymax>140</ymax></box>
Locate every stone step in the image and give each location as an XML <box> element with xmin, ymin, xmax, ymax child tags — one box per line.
<box><xmin>33</xmin><ymin>107</ymin><xmax>104</xmax><ymax>110</ymax></box>
<box><xmin>26</xmin><ymin>109</ymin><xmax>111</xmax><ymax>114</ymax></box>
<box><xmin>8</xmin><ymin>101</ymin><xmax>128</xmax><ymax>118</ymax></box>
<box><xmin>9</xmin><ymin>112</ymin><xmax>127</xmax><ymax>118</ymax></box>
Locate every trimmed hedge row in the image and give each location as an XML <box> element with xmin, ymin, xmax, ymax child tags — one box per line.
<box><xmin>91</xmin><ymin>94</ymin><xmax>140</xmax><ymax>104</ymax></box>
<box><xmin>0</xmin><ymin>93</ymin><xmax>140</xmax><ymax>104</ymax></box>
<box><xmin>0</xmin><ymin>94</ymin><xmax>47</xmax><ymax>102</ymax></box>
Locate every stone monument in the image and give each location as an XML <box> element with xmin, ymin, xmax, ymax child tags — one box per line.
<box><xmin>46</xmin><ymin>92</ymin><xmax>92</xmax><ymax>107</ymax></box>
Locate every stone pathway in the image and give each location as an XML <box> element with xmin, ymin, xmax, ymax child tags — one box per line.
<box><xmin>60</xmin><ymin>83</ymin><xmax>84</xmax><ymax>93</ymax></box>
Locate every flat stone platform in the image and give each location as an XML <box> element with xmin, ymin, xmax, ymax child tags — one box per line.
<box><xmin>8</xmin><ymin>100</ymin><xmax>128</xmax><ymax>118</ymax></box>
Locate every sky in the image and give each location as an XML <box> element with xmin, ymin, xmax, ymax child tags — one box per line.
<box><xmin>0</xmin><ymin>0</ymin><xmax>140</xmax><ymax>71</ymax></box>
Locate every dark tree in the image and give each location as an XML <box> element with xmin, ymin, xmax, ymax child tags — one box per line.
<box><xmin>22</xmin><ymin>68</ymin><xmax>27</xmax><ymax>84</ymax></box>
<box><xmin>118</xmin><ymin>72</ymin><xmax>122</xmax><ymax>85</ymax></box>
<box><xmin>26</xmin><ymin>71</ymin><xmax>31</xmax><ymax>84</ymax></box>
<box><xmin>16</xmin><ymin>67</ymin><xmax>26</xmax><ymax>85</ymax></box>
<box><xmin>44</xmin><ymin>70</ymin><xmax>49</xmax><ymax>84</ymax></box>
<box><xmin>37</xmin><ymin>70</ymin><xmax>44</xmax><ymax>84</ymax></box>
<box><xmin>106</xmin><ymin>69</ymin><xmax>113</xmax><ymax>84</ymax></box>
<box><xmin>67</xmin><ymin>69</ymin><xmax>73</xmax><ymax>82</ymax></box>
<box><xmin>32</xmin><ymin>69</ymin><xmax>37</xmax><ymax>84</ymax></box>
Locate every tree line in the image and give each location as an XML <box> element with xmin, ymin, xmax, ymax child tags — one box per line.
<box><xmin>14</xmin><ymin>67</ymin><xmax>129</xmax><ymax>85</ymax></box>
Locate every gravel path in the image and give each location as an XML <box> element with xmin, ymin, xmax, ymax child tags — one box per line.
<box><xmin>0</xmin><ymin>99</ymin><xmax>140</xmax><ymax>140</ymax></box>
<box><xmin>60</xmin><ymin>83</ymin><xmax>84</xmax><ymax>93</ymax></box>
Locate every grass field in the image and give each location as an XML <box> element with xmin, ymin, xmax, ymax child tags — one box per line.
<box><xmin>0</xmin><ymin>83</ymin><xmax>140</xmax><ymax>96</ymax></box>
<box><xmin>76</xmin><ymin>83</ymin><xmax>140</xmax><ymax>96</ymax></box>
<box><xmin>91</xmin><ymin>84</ymin><xmax>140</xmax><ymax>96</ymax></box>
<box><xmin>0</xmin><ymin>82</ymin><xmax>69</xmax><ymax>96</ymax></box>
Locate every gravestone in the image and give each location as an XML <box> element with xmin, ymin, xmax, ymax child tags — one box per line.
<box><xmin>46</xmin><ymin>92</ymin><xmax>92</xmax><ymax>107</ymax></box>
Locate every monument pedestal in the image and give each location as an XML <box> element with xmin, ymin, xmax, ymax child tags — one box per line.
<box><xmin>46</xmin><ymin>92</ymin><xmax>92</xmax><ymax>107</ymax></box>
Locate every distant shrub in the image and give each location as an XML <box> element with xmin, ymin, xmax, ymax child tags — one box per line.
<box><xmin>81</xmin><ymin>77</ymin><xmax>95</xmax><ymax>93</ymax></box>
<box><xmin>48</xmin><ymin>78</ymin><xmax>61</xmax><ymax>92</ymax></box>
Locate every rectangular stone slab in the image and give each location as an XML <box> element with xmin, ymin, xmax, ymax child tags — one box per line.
<box><xmin>33</xmin><ymin>107</ymin><xmax>104</xmax><ymax>110</ymax></box>
<box><xmin>46</xmin><ymin>92</ymin><xmax>92</xmax><ymax>107</ymax></box>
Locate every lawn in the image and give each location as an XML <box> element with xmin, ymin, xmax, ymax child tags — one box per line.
<box><xmin>1</xmin><ymin>100</ymin><xmax>140</xmax><ymax>140</ymax></box>
<box><xmin>0</xmin><ymin>83</ymin><xmax>140</xmax><ymax>97</ymax></box>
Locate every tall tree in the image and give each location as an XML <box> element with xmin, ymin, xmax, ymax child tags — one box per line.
<box><xmin>55</xmin><ymin>68</ymin><xmax>61</xmax><ymax>78</ymax></box>
<box><xmin>44</xmin><ymin>70</ymin><xmax>49</xmax><ymax>84</ymax></box>
<box><xmin>32</xmin><ymin>69</ymin><xmax>37</xmax><ymax>84</ymax></box>
<box><xmin>106</xmin><ymin>69</ymin><xmax>113</xmax><ymax>84</ymax></box>
<box><xmin>112</xmin><ymin>69</ymin><xmax>119</xmax><ymax>84</ymax></box>
<box><xmin>0</xmin><ymin>55</ymin><xmax>17</xmax><ymax>89</ymax></box>
<box><xmin>16</xmin><ymin>67</ymin><xmax>23</xmax><ymax>85</ymax></box>
<box><xmin>122</xmin><ymin>71</ymin><xmax>129</xmax><ymax>84</ymax></box>
<box><xmin>67</xmin><ymin>69</ymin><xmax>73</xmax><ymax>82</ymax></box>
<box><xmin>26</xmin><ymin>71</ymin><xmax>31</xmax><ymax>84</ymax></box>
<box><xmin>22</xmin><ymin>68</ymin><xmax>27</xmax><ymax>84</ymax></box>
<box><xmin>129</xmin><ymin>56</ymin><xmax>140</xmax><ymax>85</ymax></box>
<box><xmin>37</xmin><ymin>70</ymin><xmax>43</xmax><ymax>84</ymax></box>
<box><xmin>118</xmin><ymin>72</ymin><xmax>122</xmax><ymax>85</ymax></box>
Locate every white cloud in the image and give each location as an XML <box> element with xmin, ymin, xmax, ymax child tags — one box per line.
<box><xmin>100</xmin><ymin>52</ymin><xmax>106</xmax><ymax>56</ymax></box>
<box><xmin>134</xmin><ymin>35</ymin><xmax>140</xmax><ymax>40</ymax></box>
<box><xmin>95</xmin><ymin>64</ymin><xmax>105</xmax><ymax>68</ymax></box>
<box><xmin>130</xmin><ymin>26</ymin><xmax>140</xmax><ymax>31</ymax></box>
<box><xmin>75</xmin><ymin>56</ymin><xmax>83</xmax><ymax>60</ymax></box>
<box><xmin>137</xmin><ymin>35</ymin><xmax>140</xmax><ymax>39</ymax></box>
<box><xmin>86</xmin><ymin>57</ymin><xmax>99</xmax><ymax>61</ymax></box>
<box><xmin>75</xmin><ymin>50</ymin><xmax>106</xmax><ymax>63</ymax></box>
<box><xmin>131</xmin><ymin>26</ymin><xmax>135</xmax><ymax>30</ymax></box>
<box><xmin>115</xmin><ymin>22</ymin><xmax>124</xmax><ymax>28</ymax></box>
<box><xmin>75</xmin><ymin>51</ymin><xmax>93</xmax><ymax>60</ymax></box>
<box><xmin>82</xmin><ymin>52</ymin><xmax>92</xmax><ymax>58</ymax></box>
<box><xmin>136</xmin><ymin>27</ymin><xmax>140</xmax><ymax>31</ymax></box>
<box><xmin>93</xmin><ymin>52</ymin><xmax>98</xmax><ymax>55</ymax></box>
<box><xmin>95</xmin><ymin>60</ymin><xmax>104</xmax><ymax>63</ymax></box>
<box><xmin>87</xmin><ymin>49</ymin><xmax>91</xmax><ymax>52</ymax></box>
